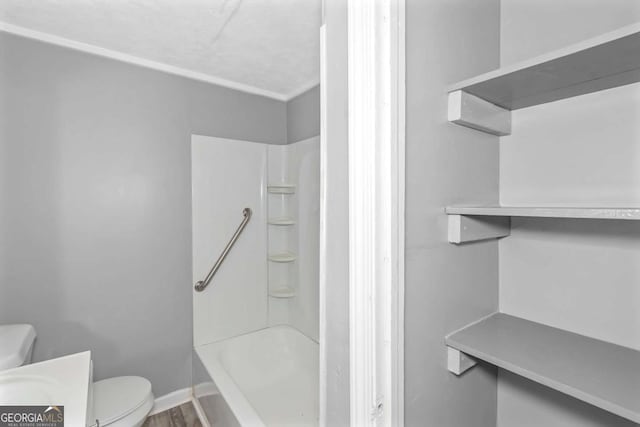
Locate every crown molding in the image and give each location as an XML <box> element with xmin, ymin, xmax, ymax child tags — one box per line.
<box><xmin>0</xmin><ymin>22</ymin><xmax>317</xmax><ymax>102</ymax></box>
<box><xmin>285</xmin><ymin>79</ymin><xmax>321</xmax><ymax>101</ymax></box>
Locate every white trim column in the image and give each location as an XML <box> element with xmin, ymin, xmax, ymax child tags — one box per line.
<box><xmin>347</xmin><ymin>0</ymin><xmax>405</xmax><ymax>426</ymax></box>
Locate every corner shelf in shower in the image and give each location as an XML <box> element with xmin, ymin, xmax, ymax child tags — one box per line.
<box><xmin>268</xmin><ymin>252</ymin><xmax>297</xmax><ymax>263</ymax></box>
<box><xmin>269</xmin><ymin>286</ymin><xmax>296</xmax><ymax>298</ymax></box>
<box><xmin>268</xmin><ymin>217</ymin><xmax>296</xmax><ymax>226</ymax></box>
<box><xmin>446</xmin><ymin>313</ymin><xmax>640</xmax><ymax>423</ymax></box>
<box><xmin>267</xmin><ymin>184</ymin><xmax>296</xmax><ymax>194</ymax></box>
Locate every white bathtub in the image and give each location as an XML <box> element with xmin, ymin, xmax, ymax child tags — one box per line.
<box><xmin>195</xmin><ymin>325</ymin><xmax>319</xmax><ymax>427</ymax></box>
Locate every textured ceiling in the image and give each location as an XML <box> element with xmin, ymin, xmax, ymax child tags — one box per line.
<box><xmin>0</xmin><ymin>0</ymin><xmax>321</xmax><ymax>99</ymax></box>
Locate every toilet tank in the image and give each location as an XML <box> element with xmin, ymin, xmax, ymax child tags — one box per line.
<box><xmin>0</xmin><ymin>324</ymin><xmax>36</xmax><ymax>370</ymax></box>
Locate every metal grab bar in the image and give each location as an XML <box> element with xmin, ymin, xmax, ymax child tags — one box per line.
<box><xmin>194</xmin><ymin>207</ymin><xmax>252</xmax><ymax>292</ymax></box>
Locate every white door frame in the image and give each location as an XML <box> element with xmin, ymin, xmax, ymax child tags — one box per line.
<box><xmin>347</xmin><ymin>1</ymin><xmax>405</xmax><ymax>426</ymax></box>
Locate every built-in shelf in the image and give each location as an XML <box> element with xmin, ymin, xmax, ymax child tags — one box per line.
<box><xmin>446</xmin><ymin>206</ymin><xmax>640</xmax><ymax>220</ymax></box>
<box><xmin>268</xmin><ymin>217</ymin><xmax>296</xmax><ymax>226</ymax></box>
<box><xmin>268</xmin><ymin>252</ymin><xmax>297</xmax><ymax>263</ymax></box>
<box><xmin>446</xmin><ymin>313</ymin><xmax>640</xmax><ymax>423</ymax></box>
<box><xmin>269</xmin><ymin>286</ymin><xmax>296</xmax><ymax>298</ymax></box>
<box><xmin>449</xmin><ymin>23</ymin><xmax>640</xmax><ymax>111</ymax></box>
<box><xmin>446</xmin><ymin>206</ymin><xmax>640</xmax><ymax>243</ymax></box>
<box><xmin>267</xmin><ymin>184</ymin><xmax>296</xmax><ymax>194</ymax></box>
<box><xmin>447</xmin><ymin>23</ymin><xmax>640</xmax><ymax>135</ymax></box>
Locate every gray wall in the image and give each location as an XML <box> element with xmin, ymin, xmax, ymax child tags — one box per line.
<box><xmin>286</xmin><ymin>85</ymin><xmax>320</xmax><ymax>143</ymax></box>
<box><xmin>404</xmin><ymin>0</ymin><xmax>501</xmax><ymax>425</ymax></box>
<box><xmin>498</xmin><ymin>2</ymin><xmax>640</xmax><ymax>426</ymax></box>
<box><xmin>0</xmin><ymin>32</ymin><xmax>286</xmax><ymax>396</ymax></box>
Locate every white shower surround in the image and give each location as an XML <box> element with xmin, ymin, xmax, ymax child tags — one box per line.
<box><xmin>192</xmin><ymin>135</ymin><xmax>268</xmax><ymax>346</ymax></box>
<box><xmin>267</xmin><ymin>138</ymin><xmax>321</xmax><ymax>341</ymax></box>
<box><xmin>191</xmin><ymin>134</ymin><xmax>320</xmax><ymax>425</ymax></box>
<box><xmin>195</xmin><ymin>325</ymin><xmax>318</xmax><ymax>426</ymax></box>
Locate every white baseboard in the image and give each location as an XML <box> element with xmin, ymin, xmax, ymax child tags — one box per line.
<box><xmin>149</xmin><ymin>387</ymin><xmax>193</xmax><ymax>416</ymax></box>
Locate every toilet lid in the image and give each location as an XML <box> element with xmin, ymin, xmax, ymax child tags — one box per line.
<box><xmin>91</xmin><ymin>376</ymin><xmax>153</xmax><ymax>426</ymax></box>
<box><xmin>0</xmin><ymin>324</ymin><xmax>36</xmax><ymax>370</ymax></box>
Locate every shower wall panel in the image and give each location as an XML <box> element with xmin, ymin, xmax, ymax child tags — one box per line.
<box><xmin>267</xmin><ymin>136</ymin><xmax>320</xmax><ymax>342</ymax></box>
<box><xmin>192</xmin><ymin>135</ymin><xmax>268</xmax><ymax>346</ymax></box>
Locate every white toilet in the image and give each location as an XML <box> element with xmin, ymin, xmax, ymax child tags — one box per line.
<box><xmin>0</xmin><ymin>324</ymin><xmax>155</xmax><ymax>427</ymax></box>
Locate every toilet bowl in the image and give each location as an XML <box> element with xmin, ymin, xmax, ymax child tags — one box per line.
<box><xmin>0</xmin><ymin>324</ymin><xmax>155</xmax><ymax>427</ymax></box>
<box><xmin>89</xmin><ymin>376</ymin><xmax>154</xmax><ymax>427</ymax></box>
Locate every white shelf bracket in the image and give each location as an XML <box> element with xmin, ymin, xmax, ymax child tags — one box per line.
<box><xmin>448</xmin><ymin>214</ymin><xmax>510</xmax><ymax>244</ymax></box>
<box><xmin>448</xmin><ymin>90</ymin><xmax>511</xmax><ymax>136</ymax></box>
<box><xmin>447</xmin><ymin>346</ymin><xmax>477</xmax><ymax>375</ymax></box>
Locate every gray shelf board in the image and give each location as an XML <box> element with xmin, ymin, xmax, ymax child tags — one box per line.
<box><xmin>445</xmin><ymin>206</ymin><xmax>640</xmax><ymax>220</ymax></box>
<box><xmin>446</xmin><ymin>313</ymin><xmax>640</xmax><ymax>423</ymax></box>
<box><xmin>448</xmin><ymin>22</ymin><xmax>640</xmax><ymax>110</ymax></box>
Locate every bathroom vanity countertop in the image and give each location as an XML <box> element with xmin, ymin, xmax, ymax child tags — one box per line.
<box><xmin>0</xmin><ymin>351</ymin><xmax>92</xmax><ymax>426</ymax></box>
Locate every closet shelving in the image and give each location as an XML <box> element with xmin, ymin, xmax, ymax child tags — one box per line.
<box><xmin>446</xmin><ymin>313</ymin><xmax>640</xmax><ymax>423</ymax></box>
<box><xmin>446</xmin><ymin>206</ymin><xmax>640</xmax><ymax>243</ymax></box>
<box><xmin>448</xmin><ymin>22</ymin><xmax>640</xmax><ymax>136</ymax></box>
<box><xmin>445</xmin><ymin>22</ymin><xmax>640</xmax><ymax>424</ymax></box>
<box><xmin>446</xmin><ymin>206</ymin><xmax>640</xmax><ymax>220</ymax></box>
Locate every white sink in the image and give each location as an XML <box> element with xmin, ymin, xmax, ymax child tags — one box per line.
<box><xmin>0</xmin><ymin>351</ymin><xmax>92</xmax><ymax>426</ymax></box>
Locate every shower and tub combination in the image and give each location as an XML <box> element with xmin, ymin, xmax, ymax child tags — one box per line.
<box><xmin>190</xmin><ymin>135</ymin><xmax>320</xmax><ymax>426</ymax></box>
